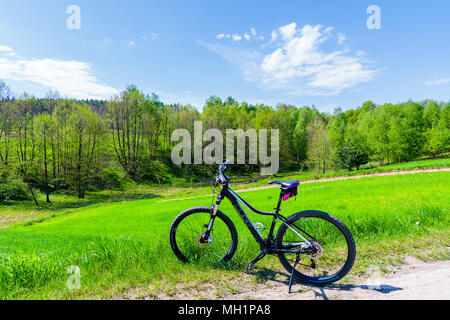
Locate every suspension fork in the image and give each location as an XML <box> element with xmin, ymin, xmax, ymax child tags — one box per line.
<box><xmin>203</xmin><ymin>192</ymin><xmax>224</xmax><ymax>239</ymax></box>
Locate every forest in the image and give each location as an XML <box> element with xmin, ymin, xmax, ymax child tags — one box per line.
<box><xmin>0</xmin><ymin>80</ymin><xmax>449</xmax><ymax>205</ymax></box>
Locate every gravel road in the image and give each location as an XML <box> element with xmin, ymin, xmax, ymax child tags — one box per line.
<box><xmin>221</xmin><ymin>257</ymin><xmax>450</xmax><ymax>300</ymax></box>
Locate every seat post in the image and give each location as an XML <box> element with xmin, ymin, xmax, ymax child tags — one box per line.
<box><xmin>265</xmin><ymin>190</ymin><xmax>285</xmax><ymax>247</ymax></box>
<box><xmin>275</xmin><ymin>189</ymin><xmax>284</xmax><ymax>214</ymax></box>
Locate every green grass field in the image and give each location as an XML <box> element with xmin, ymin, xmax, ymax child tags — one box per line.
<box><xmin>0</xmin><ymin>167</ymin><xmax>449</xmax><ymax>299</ymax></box>
<box><xmin>1</xmin><ymin>157</ymin><xmax>449</xmax><ymax>229</ymax></box>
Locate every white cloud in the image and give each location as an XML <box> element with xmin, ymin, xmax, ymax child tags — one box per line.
<box><xmin>142</xmin><ymin>33</ymin><xmax>159</xmax><ymax>41</ymax></box>
<box><xmin>0</xmin><ymin>45</ymin><xmax>15</xmax><ymax>57</ymax></box>
<box><xmin>0</xmin><ymin>45</ymin><xmax>13</xmax><ymax>52</ymax></box>
<box><xmin>232</xmin><ymin>35</ymin><xmax>242</xmax><ymax>41</ymax></box>
<box><xmin>278</xmin><ymin>22</ymin><xmax>297</xmax><ymax>40</ymax></box>
<box><xmin>0</xmin><ymin>45</ymin><xmax>118</xmax><ymax>99</ymax></box>
<box><xmin>216</xmin><ymin>28</ymin><xmax>264</xmax><ymax>42</ymax></box>
<box><xmin>204</xmin><ymin>23</ymin><xmax>379</xmax><ymax>96</ymax></box>
<box><xmin>337</xmin><ymin>33</ymin><xmax>347</xmax><ymax>44</ymax></box>
<box><xmin>271</xmin><ymin>30</ymin><xmax>278</xmax><ymax>42</ymax></box>
<box><xmin>124</xmin><ymin>40</ymin><xmax>136</xmax><ymax>47</ymax></box>
<box><xmin>197</xmin><ymin>40</ymin><xmax>262</xmax><ymax>82</ymax></box>
<box><xmin>424</xmin><ymin>78</ymin><xmax>450</xmax><ymax>86</ymax></box>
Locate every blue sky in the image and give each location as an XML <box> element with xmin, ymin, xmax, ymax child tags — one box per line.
<box><xmin>0</xmin><ymin>0</ymin><xmax>449</xmax><ymax>112</ymax></box>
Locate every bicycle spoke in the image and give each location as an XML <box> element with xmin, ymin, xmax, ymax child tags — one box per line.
<box><xmin>173</xmin><ymin>211</ymin><xmax>234</xmax><ymax>264</ymax></box>
<box><xmin>280</xmin><ymin>213</ymin><xmax>352</xmax><ymax>281</ymax></box>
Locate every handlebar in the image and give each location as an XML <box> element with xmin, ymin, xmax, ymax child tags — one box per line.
<box><xmin>219</xmin><ymin>160</ymin><xmax>231</xmax><ymax>172</ymax></box>
<box><xmin>216</xmin><ymin>160</ymin><xmax>231</xmax><ymax>186</ymax></box>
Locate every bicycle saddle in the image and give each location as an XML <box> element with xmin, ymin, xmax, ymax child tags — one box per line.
<box><xmin>268</xmin><ymin>180</ymin><xmax>300</xmax><ymax>189</ymax></box>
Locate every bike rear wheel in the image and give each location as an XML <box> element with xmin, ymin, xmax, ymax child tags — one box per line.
<box><xmin>275</xmin><ymin>210</ymin><xmax>356</xmax><ymax>286</ymax></box>
<box><xmin>169</xmin><ymin>206</ymin><xmax>238</xmax><ymax>264</ymax></box>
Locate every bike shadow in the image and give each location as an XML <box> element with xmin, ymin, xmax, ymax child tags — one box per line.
<box><xmin>309</xmin><ymin>283</ymin><xmax>404</xmax><ymax>300</ymax></box>
<box><xmin>247</xmin><ymin>267</ymin><xmax>403</xmax><ymax>299</ymax></box>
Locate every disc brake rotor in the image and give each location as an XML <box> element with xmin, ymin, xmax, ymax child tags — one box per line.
<box><xmin>195</xmin><ymin>234</ymin><xmax>212</xmax><ymax>248</ymax></box>
<box><xmin>309</xmin><ymin>239</ymin><xmax>324</xmax><ymax>259</ymax></box>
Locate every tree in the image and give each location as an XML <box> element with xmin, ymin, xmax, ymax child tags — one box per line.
<box><xmin>0</xmin><ymin>80</ymin><xmax>13</xmax><ymax>101</ymax></box>
<box><xmin>387</xmin><ymin>102</ymin><xmax>424</xmax><ymax>162</ymax></box>
<box><xmin>68</xmin><ymin>103</ymin><xmax>106</xmax><ymax>198</ymax></box>
<box><xmin>365</xmin><ymin>104</ymin><xmax>391</xmax><ymax>164</ymax></box>
<box><xmin>108</xmin><ymin>85</ymin><xmax>147</xmax><ymax>180</ymax></box>
<box><xmin>307</xmin><ymin>117</ymin><xmax>331</xmax><ymax>174</ymax></box>
<box><xmin>328</xmin><ymin>112</ymin><xmax>347</xmax><ymax>151</ymax></box>
<box><xmin>328</xmin><ymin>110</ymin><xmax>348</xmax><ymax>168</ymax></box>
<box><xmin>424</xmin><ymin>104</ymin><xmax>450</xmax><ymax>157</ymax></box>
<box><xmin>0</xmin><ymin>101</ymin><xmax>13</xmax><ymax>165</ymax></box>
<box><xmin>423</xmin><ymin>101</ymin><xmax>441</xmax><ymax>129</ymax></box>
<box><xmin>34</xmin><ymin>113</ymin><xmax>55</xmax><ymax>203</ymax></box>
<box><xmin>336</xmin><ymin>142</ymin><xmax>369</xmax><ymax>171</ymax></box>
<box><xmin>14</xmin><ymin>95</ymin><xmax>40</xmax><ymax>206</ymax></box>
<box><xmin>292</xmin><ymin>107</ymin><xmax>314</xmax><ymax>164</ymax></box>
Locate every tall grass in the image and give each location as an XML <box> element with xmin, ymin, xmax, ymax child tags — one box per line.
<box><xmin>88</xmin><ymin>237</ymin><xmax>170</xmax><ymax>272</ymax></box>
<box><xmin>0</xmin><ymin>251</ymin><xmax>70</xmax><ymax>295</ymax></box>
<box><xmin>344</xmin><ymin>205</ymin><xmax>447</xmax><ymax>239</ymax></box>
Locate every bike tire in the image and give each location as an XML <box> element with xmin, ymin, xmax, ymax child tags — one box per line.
<box><xmin>275</xmin><ymin>210</ymin><xmax>356</xmax><ymax>286</ymax></box>
<box><xmin>169</xmin><ymin>206</ymin><xmax>238</xmax><ymax>263</ymax></box>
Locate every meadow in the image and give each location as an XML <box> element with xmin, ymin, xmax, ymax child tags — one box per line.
<box><xmin>0</xmin><ymin>167</ymin><xmax>449</xmax><ymax>299</ymax></box>
<box><xmin>1</xmin><ymin>157</ymin><xmax>449</xmax><ymax>229</ymax></box>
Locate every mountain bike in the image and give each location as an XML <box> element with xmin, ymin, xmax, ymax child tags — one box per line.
<box><xmin>169</xmin><ymin>161</ymin><xmax>356</xmax><ymax>291</ymax></box>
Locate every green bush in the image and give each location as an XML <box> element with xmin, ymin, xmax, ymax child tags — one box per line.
<box><xmin>0</xmin><ymin>167</ymin><xmax>9</xmax><ymax>182</ymax></box>
<box><xmin>94</xmin><ymin>166</ymin><xmax>131</xmax><ymax>190</ymax></box>
<box><xmin>139</xmin><ymin>160</ymin><xmax>171</xmax><ymax>184</ymax></box>
<box><xmin>0</xmin><ymin>180</ymin><xmax>32</xmax><ymax>202</ymax></box>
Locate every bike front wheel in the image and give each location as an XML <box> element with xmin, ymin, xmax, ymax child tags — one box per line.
<box><xmin>169</xmin><ymin>206</ymin><xmax>238</xmax><ymax>264</ymax></box>
<box><xmin>275</xmin><ymin>210</ymin><xmax>356</xmax><ymax>286</ymax></box>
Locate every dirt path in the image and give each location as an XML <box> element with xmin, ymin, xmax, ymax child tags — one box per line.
<box><xmin>159</xmin><ymin>167</ymin><xmax>450</xmax><ymax>202</ymax></box>
<box><xmin>221</xmin><ymin>257</ymin><xmax>450</xmax><ymax>300</ymax></box>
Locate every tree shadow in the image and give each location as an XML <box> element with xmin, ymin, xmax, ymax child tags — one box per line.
<box><xmin>2</xmin><ymin>192</ymin><xmax>160</xmax><ymax>212</ymax></box>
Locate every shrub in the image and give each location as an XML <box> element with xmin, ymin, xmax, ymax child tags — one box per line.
<box><xmin>0</xmin><ymin>164</ymin><xmax>10</xmax><ymax>182</ymax></box>
<box><xmin>93</xmin><ymin>166</ymin><xmax>131</xmax><ymax>190</ymax></box>
<box><xmin>0</xmin><ymin>179</ymin><xmax>32</xmax><ymax>202</ymax></box>
<box><xmin>139</xmin><ymin>160</ymin><xmax>171</xmax><ymax>184</ymax></box>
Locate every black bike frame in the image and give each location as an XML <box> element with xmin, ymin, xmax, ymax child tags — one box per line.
<box><xmin>208</xmin><ymin>183</ymin><xmax>312</xmax><ymax>254</ymax></box>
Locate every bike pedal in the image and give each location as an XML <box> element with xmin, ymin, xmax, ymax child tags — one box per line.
<box><xmin>246</xmin><ymin>264</ymin><xmax>255</xmax><ymax>271</ymax></box>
